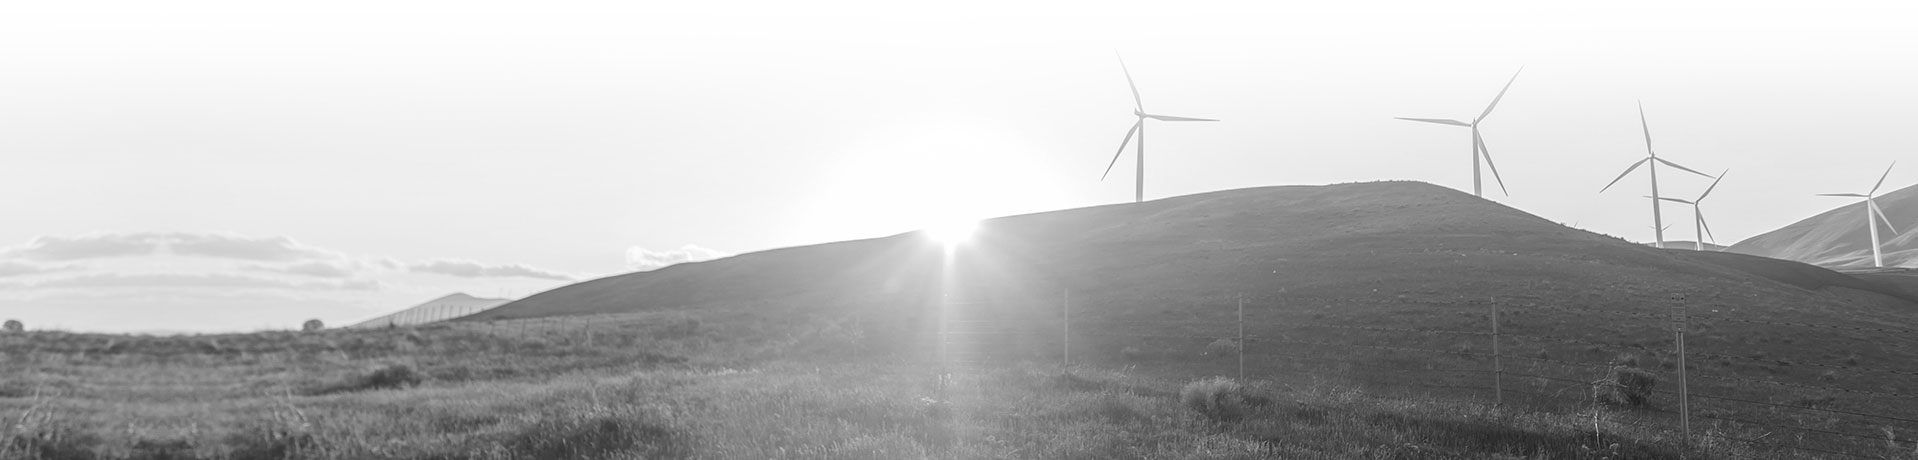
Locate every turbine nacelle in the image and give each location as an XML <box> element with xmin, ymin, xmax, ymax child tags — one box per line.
<box><xmin>1393</xmin><ymin>66</ymin><xmax>1522</xmax><ymax>198</ymax></box>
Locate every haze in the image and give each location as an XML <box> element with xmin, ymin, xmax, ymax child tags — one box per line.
<box><xmin>1</xmin><ymin>1</ymin><xmax>1914</xmax><ymax>332</ymax></box>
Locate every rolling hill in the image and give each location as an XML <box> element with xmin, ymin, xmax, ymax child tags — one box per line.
<box><xmin>1728</xmin><ymin>182</ymin><xmax>1918</xmax><ymax>269</ymax></box>
<box><xmin>349</xmin><ymin>292</ymin><xmax>511</xmax><ymax>328</ymax></box>
<box><xmin>463</xmin><ymin>181</ymin><xmax>1918</xmax><ymax>455</ymax></box>
<box><xmin>477</xmin><ymin>181</ymin><xmax>1917</xmax><ymax>323</ymax></box>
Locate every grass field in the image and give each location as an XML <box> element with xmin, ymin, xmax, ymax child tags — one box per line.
<box><xmin>0</xmin><ymin>301</ymin><xmax>1870</xmax><ymax>460</ymax></box>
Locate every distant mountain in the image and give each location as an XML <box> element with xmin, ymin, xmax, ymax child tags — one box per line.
<box><xmin>1728</xmin><ymin>183</ymin><xmax>1918</xmax><ymax>269</ymax></box>
<box><xmin>349</xmin><ymin>293</ymin><xmax>511</xmax><ymax>328</ymax></box>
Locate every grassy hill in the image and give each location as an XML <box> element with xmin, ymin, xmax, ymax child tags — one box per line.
<box><xmin>1728</xmin><ymin>182</ymin><xmax>1918</xmax><ymax>269</ymax></box>
<box><xmin>466</xmin><ymin>181</ymin><xmax>1918</xmax><ymax>457</ymax></box>
<box><xmin>349</xmin><ymin>293</ymin><xmax>511</xmax><ymax>328</ymax></box>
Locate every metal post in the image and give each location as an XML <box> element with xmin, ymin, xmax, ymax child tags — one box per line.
<box><xmin>1237</xmin><ymin>293</ymin><xmax>1246</xmax><ymax>382</ymax></box>
<box><xmin>1674</xmin><ymin>294</ymin><xmax>1691</xmax><ymax>446</ymax></box>
<box><xmin>1491</xmin><ymin>296</ymin><xmax>1503</xmax><ymax>406</ymax></box>
<box><xmin>1062</xmin><ymin>288</ymin><xmax>1070</xmax><ymax>372</ymax></box>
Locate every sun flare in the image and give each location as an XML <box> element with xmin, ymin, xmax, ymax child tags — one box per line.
<box><xmin>925</xmin><ymin>219</ymin><xmax>978</xmax><ymax>247</ymax></box>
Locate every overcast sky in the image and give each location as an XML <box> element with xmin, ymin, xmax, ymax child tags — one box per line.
<box><xmin>1</xmin><ymin>1</ymin><xmax>1915</xmax><ymax>332</ymax></box>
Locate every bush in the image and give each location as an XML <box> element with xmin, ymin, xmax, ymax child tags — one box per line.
<box><xmin>1596</xmin><ymin>366</ymin><xmax>1657</xmax><ymax>407</ymax></box>
<box><xmin>2</xmin><ymin>319</ymin><xmax>21</xmax><ymax>333</ymax></box>
<box><xmin>301</xmin><ymin>319</ymin><xmax>324</xmax><ymax>332</ymax></box>
<box><xmin>1120</xmin><ymin>346</ymin><xmax>1142</xmax><ymax>361</ymax></box>
<box><xmin>1204</xmin><ymin>339</ymin><xmax>1239</xmax><ymax>357</ymax></box>
<box><xmin>1180</xmin><ymin>376</ymin><xmax>1250</xmax><ymax>421</ymax></box>
<box><xmin>304</xmin><ymin>363</ymin><xmax>423</xmax><ymax>395</ymax></box>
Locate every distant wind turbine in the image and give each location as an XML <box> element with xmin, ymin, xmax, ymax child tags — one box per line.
<box><xmin>1818</xmin><ymin>162</ymin><xmax>1902</xmax><ymax>267</ymax></box>
<box><xmin>1600</xmin><ymin>102</ymin><xmax>1715</xmax><ymax>249</ymax></box>
<box><xmin>1653</xmin><ymin>169</ymin><xmax>1730</xmax><ymax>251</ymax></box>
<box><xmin>1396</xmin><ymin>67</ymin><xmax>1523</xmax><ymax>198</ymax></box>
<box><xmin>1101</xmin><ymin>54</ymin><xmax>1218</xmax><ymax>203</ymax></box>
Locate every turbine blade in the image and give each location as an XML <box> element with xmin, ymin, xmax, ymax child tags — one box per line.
<box><xmin>1101</xmin><ymin>121</ymin><xmax>1142</xmax><ymax>181</ymax></box>
<box><xmin>1144</xmin><ymin>114</ymin><xmax>1219</xmax><ymax>122</ymax></box>
<box><xmin>1395</xmin><ymin>117</ymin><xmax>1470</xmax><ymax>127</ymax></box>
<box><xmin>1698</xmin><ymin>169</ymin><xmax>1728</xmax><ymax>201</ymax></box>
<box><xmin>1638</xmin><ymin>101</ymin><xmax>1655</xmax><ymax>156</ymax></box>
<box><xmin>1654</xmin><ymin>157</ymin><xmax>1713</xmax><ymax>178</ymax></box>
<box><xmin>1871</xmin><ymin>199</ymin><xmax>1900</xmax><ymax>235</ymax></box>
<box><xmin>1117</xmin><ymin>53</ymin><xmax>1144</xmax><ymax>112</ymax></box>
<box><xmin>1474</xmin><ymin>131</ymin><xmax>1509</xmax><ymax>196</ymax></box>
<box><xmin>1872</xmin><ymin>161</ymin><xmax>1897</xmax><ymax>195</ymax></box>
<box><xmin>1475</xmin><ymin>66</ymin><xmax>1523</xmax><ymax>123</ymax></box>
<box><xmin>1816</xmin><ymin>193</ymin><xmax>1868</xmax><ymax>198</ymax></box>
<box><xmin>1654</xmin><ymin>197</ymin><xmax>1694</xmax><ymax>204</ymax></box>
<box><xmin>1600</xmin><ymin>158</ymin><xmax>1650</xmax><ymax>193</ymax></box>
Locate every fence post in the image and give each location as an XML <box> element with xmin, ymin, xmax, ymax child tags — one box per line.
<box><xmin>1237</xmin><ymin>292</ymin><xmax>1246</xmax><ymax>382</ymax></box>
<box><xmin>1491</xmin><ymin>296</ymin><xmax>1503</xmax><ymax>406</ymax></box>
<box><xmin>1673</xmin><ymin>293</ymin><xmax>1691</xmax><ymax>447</ymax></box>
<box><xmin>1062</xmin><ymin>288</ymin><xmax>1070</xmax><ymax>373</ymax></box>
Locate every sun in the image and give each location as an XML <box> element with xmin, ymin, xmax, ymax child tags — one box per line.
<box><xmin>925</xmin><ymin>219</ymin><xmax>978</xmax><ymax>248</ymax></box>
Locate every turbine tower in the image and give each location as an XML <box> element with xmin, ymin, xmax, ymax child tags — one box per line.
<box><xmin>1101</xmin><ymin>54</ymin><xmax>1218</xmax><ymax>203</ymax></box>
<box><xmin>1654</xmin><ymin>169</ymin><xmax>1729</xmax><ymax>251</ymax></box>
<box><xmin>1818</xmin><ymin>162</ymin><xmax>1902</xmax><ymax>267</ymax></box>
<box><xmin>1600</xmin><ymin>102</ymin><xmax>1715</xmax><ymax>249</ymax></box>
<box><xmin>1396</xmin><ymin>67</ymin><xmax>1523</xmax><ymax>197</ymax></box>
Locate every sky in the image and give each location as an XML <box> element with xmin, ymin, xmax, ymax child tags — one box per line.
<box><xmin>1</xmin><ymin>1</ymin><xmax>1915</xmax><ymax>332</ymax></box>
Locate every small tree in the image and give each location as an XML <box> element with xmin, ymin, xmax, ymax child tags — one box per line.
<box><xmin>302</xmin><ymin>319</ymin><xmax>325</xmax><ymax>332</ymax></box>
<box><xmin>2</xmin><ymin>319</ymin><xmax>21</xmax><ymax>333</ymax></box>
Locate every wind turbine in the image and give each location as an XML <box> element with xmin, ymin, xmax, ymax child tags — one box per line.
<box><xmin>1600</xmin><ymin>102</ymin><xmax>1715</xmax><ymax>249</ymax></box>
<box><xmin>1101</xmin><ymin>54</ymin><xmax>1218</xmax><ymax>203</ymax></box>
<box><xmin>1818</xmin><ymin>162</ymin><xmax>1902</xmax><ymax>267</ymax></box>
<box><xmin>1395</xmin><ymin>67</ymin><xmax>1523</xmax><ymax>197</ymax></box>
<box><xmin>1653</xmin><ymin>169</ymin><xmax>1729</xmax><ymax>251</ymax></box>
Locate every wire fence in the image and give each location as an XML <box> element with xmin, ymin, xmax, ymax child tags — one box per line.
<box><xmin>932</xmin><ymin>288</ymin><xmax>1918</xmax><ymax>460</ymax></box>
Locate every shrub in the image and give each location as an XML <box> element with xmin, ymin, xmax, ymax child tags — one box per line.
<box><xmin>1120</xmin><ymin>346</ymin><xmax>1143</xmax><ymax>361</ymax></box>
<box><xmin>301</xmin><ymin>319</ymin><xmax>324</xmax><ymax>332</ymax></box>
<box><xmin>1205</xmin><ymin>338</ymin><xmax>1240</xmax><ymax>357</ymax></box>
<box><xmin>1180</xmin><ymin>376</ymin><xmax>1249</xmax><ymax>421</ymax></box>
<box><xmin>2</xmin><ymin>319</ymin><xmax>21</xmax><ymax>332</ymax></box>
<box><xmin>1595</xmin><ymin>366</ymin><xmax>1657</xmax><ymax>407</ymax></box>
<box><xmin>304</xmin><ymin>363</ymin><xmax>423</xmax><ymax>395</ymax></box>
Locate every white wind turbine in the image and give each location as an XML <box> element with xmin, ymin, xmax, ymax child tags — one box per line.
<box><xmin>1818</xmin><ymin>162</ymin><xmax>1902</xmax><ymax>268</ymax></box>
<box><xmin>1600</xmin><ymin>102</ymin><xmax>1715</xmax><ymax>249</ymax></box>
<box><xmin>1101</xmin><ymin>54</ymin><xmax>1218</xmax><ymax>203</ymax></box>
<box><xmin>1653</xmin><ymin>169</ymin><xmax>1729</xmax><ymax>251</ymax></box>
<box><xmin>1396</xmin><ymin>67</ymin><xmax>1523</xmax><ymax>197</ymax></box>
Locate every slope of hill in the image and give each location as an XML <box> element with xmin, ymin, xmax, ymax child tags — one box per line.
<box><xmin>477</xmin><ymin>181</ymin><xmax>1916</xmax><ymax>323</ymax></box>
<box><xmin>460</xmin><ymin>181</ymin><xmax>1918</xmax><ymax>456</ymax></box>
<box><xmin>1728</xmin><ymin>182</ymin><xmax>1918</xmax><ymax>269</ymax></box>
<box><xmin>350</xmin><ymin>293</ymin><xmax>511</xmax><ymax>328</ymax></box>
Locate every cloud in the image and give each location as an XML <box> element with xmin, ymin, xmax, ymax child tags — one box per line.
<box><xmin>0</xmin><ymin>261</ymin><xmax>83</xmax><ymax>277</ymax></box>
<box><xmin>28</xmin><ymin>273</ymin><xmax>379</xmax><ymax>291</ymax></box>
<box><xmin>1</xmin><ymin>233</ymin><xmax>165</xmax><ymax>261</ymax></box>
<box><xmin>243</xmin><ymin>261</ymin><xmax>358</xmax><ymax>278</ymax></box>
<box><xmin>408</xmin><ymin>259</ymin><xmax>576</xmax><ymax>281</ymax></box>
<box><xmin>625</xmin><ymin>244</ymin><xmax>728</xmax><ymax>272</ymax></box>
<box><xmin>166</xmin><ymin>233</ymin><xmax>341</xmax><ymax>261</ymax></box>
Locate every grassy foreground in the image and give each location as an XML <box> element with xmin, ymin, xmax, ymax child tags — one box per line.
<box><xmin>0</xmin><ymin>310</ymin><xmax>1771</xmax><ymax>460</ymax></box>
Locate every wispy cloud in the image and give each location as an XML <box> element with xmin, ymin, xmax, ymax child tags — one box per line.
<box><xmin>626</xmin><ymin>244</ymin><xmax>728</xmax><ymax>272</ymax></box>
<box><xmin>0</xmin><ymin>233</ymin><xmax>165</xmax><ymax>261</ymax></box>
<box><xmin>0</xmin><ymin>261</ymin><xmax>83</xmax><ymax>277</ymax></box>
<box><xmin>409</xmin><ymin>259</ymin><xmax>576</xmax><ymax>281</ymax></box>
<box><xmin>242</xmin><ymin>261</ymin><xmax>359</xmax><ymax>278</ymax></box>
<box><xmin>28</xmin><ymin>273</ymin><xmax>380</xmax><ymax>291</ymax></box>
<box><xmin>166</xmin><ymin>233</ymin><xmax>342</xmax><ymax>261</ymax></box>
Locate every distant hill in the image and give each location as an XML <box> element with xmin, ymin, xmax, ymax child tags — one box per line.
<box><xmin>1643</xmin><ymin>240</ymin><xmax>1727</xmax><ymax>251</ymax></box>
<box><xmin>349</xmin><ymin>293</ymin><xmax>511</xmax><ymax>328</ymax></box>
<box><xmin>473</xmin><ymin>181</ymin><xmax>1916</xmax><ymax>323</ymax></box>
<box><xmin>1728</xmin><ymin>182</ymin><xmax>1918</xmax><ymax>269</ymax></box>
